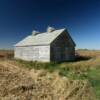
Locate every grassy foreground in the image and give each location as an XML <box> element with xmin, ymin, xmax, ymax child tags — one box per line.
<box><xmin>12</xmin><ymin>50</ymin><xmax>100</xmax><ymax>99</ymax></box>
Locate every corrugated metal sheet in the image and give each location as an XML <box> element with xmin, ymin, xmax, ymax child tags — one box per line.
<box><xmin>15</xmin><ymin>28</ymin><xmax>65</xmax><ymax>46</ymax></box>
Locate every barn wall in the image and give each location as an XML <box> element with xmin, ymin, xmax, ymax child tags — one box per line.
<box><xmin>14</xmin><ymin>45</ymin><xmax>50</xmax><ymax>62</ymax></box>
<box><xmin>65</xmin><ymin>47</ymin><xmax>75</xmax><ymax>60</ymax></box>
<box><xmin>50</xmin><ymin>32</ymin><xmax>75</xmax><ymax>62</ymax></box>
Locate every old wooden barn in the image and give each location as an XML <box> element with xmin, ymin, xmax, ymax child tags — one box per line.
<box><xmin>14</xmin><ymin>27</ymin><xmax>76</xmax><ymax>62</ymax></box>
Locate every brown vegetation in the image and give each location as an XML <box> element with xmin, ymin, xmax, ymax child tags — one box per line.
<box><xmin>0</xmin><ymin>50</ymin><xmax>14</xmax><ymax>59</ymax></box>
<box><xmin>0</xmin><ymin>61</ymin><xmax>96</xmax><ymax>100</ymax></box>
<box><xmin>0</xmin><ymin>49</ymin><xmax>100</xmax><ymax>100</ymax></box>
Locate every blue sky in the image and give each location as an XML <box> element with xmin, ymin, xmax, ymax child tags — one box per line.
<box><xmin>0</xmin><ymin>0</ymin><xmax>100</xmax><ymax>49</ymax></box>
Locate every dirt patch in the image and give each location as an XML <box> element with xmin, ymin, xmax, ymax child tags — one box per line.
<box><xmin>0</xmin><ymin>61</ymin><xmax>96</xmax><ymax>100</ymax></box>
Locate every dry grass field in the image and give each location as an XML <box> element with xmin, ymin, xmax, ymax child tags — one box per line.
<box><xmin>0</xmin><ymin>50</ymin><xmax>14</xmax><ymax>59</ymax></box>
<box><xmin>0</xmin><ymin>49</ymin><xmax>100</xmax><ymax>100</ymax></box>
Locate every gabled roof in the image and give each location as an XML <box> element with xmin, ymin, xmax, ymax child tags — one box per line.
<box><xmin>15</xmin><ymin>28</ymin><xmax>76</xmax><ymax>47</ymax></box>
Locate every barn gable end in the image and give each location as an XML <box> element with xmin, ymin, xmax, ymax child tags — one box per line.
<box><xmin>50</xmin><ymin>30</ymin><xmax>75</xmax><ymax>62</ymax></box>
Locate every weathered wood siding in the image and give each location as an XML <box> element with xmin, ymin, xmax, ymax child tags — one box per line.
<box><xmin>14</xmin><ymin>31</ymin><xmax>75</xmax><ymax>62</ymax></box>
<box><xmin>50</xmin><ymin>32</ymin><xmax>75</xmax><ymax>62</ymax></box>
<box><xmin>14</xmin><ymin>45</ymin><xmax>50</xmax><ymax>62</ymax></box>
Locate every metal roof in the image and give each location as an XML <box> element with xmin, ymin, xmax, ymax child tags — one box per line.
<box><xmin>15</xmin><ymin>28</ymin><xmax>66</xmax><ymax>46</ymax></box>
